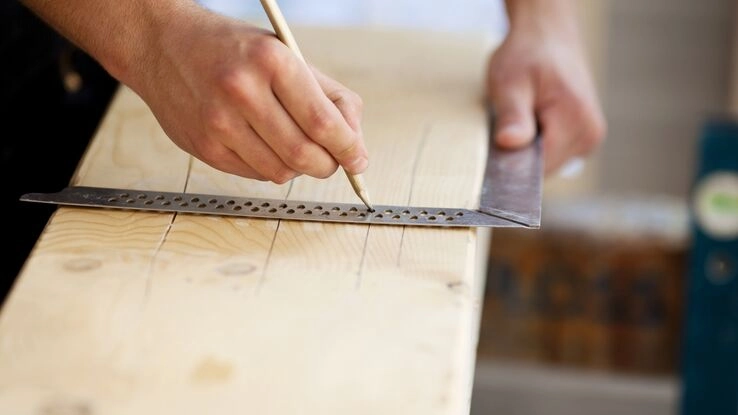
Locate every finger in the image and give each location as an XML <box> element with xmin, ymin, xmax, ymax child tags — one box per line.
<box><xmin>489</xmin><ymin>75</ymin><xmax>537</xmax><ymax>149</ymax></box>
<box><xmin>311</xmin><ymin>68</ymin><xmax>364</xmax><ymax>134</ymax></box>
<box><xmin>538</xmin><ymin>94</ymin><xmax>607</xmax><ymax>175</ymax></box>
<box><xmin>538</xmin><ymin>105</ymin><xmax>582</xmax><ymax>175</ymax></box>
<box><xmin>237</xmin><ymin>84</ymin><xmax>339</xmax><ymax>178</ymax></box>
<box><xmin>195</xmin><ymin>142</ymin><xmax>268</xmax><ymax>181</ymax></box>
<box><xmin>272</xmin><ymin>61</ymin><xmax>369</xmax><ymax>174</ymax></box>
<box><xmin>226</xmin><ymin>121</ymin><xmax>304</xmax><ymax>184</ymax></box>
<box><xmin>220</xmin><ymin>67</ymin><xmax>338</xmax><ymax>179</ymax></box>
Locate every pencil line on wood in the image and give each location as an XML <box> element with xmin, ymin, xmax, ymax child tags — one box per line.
<box><xmin>143</xmin><ymin>155</ymin><xmax>192</xmax><ymax>303</ymax></box>
<box><xmin>397</xmin><ymin>123</ymin><xmax>432</xmax><ymax>267</ymax></box>
<box><xmin>355</xmin><ymin>224</ymin><xmax>371</xmax><ymax>289</ymax></box>
<box><xmin>256</xmin><ymin>220</ymin><xmax>282</xmax><ymax>296</ymax></box>
<box><xmin>143</xmin><ymin>211</ymin><xmax>176</xmax><ymax>305</ymax></box>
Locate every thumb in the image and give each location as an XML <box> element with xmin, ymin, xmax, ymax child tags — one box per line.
<box><xmin>490</xmin><ymin>78</ymin><xmax>536</xmax><ymax>149</ymax></box>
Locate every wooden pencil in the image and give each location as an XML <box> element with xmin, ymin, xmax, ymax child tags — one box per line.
<box><xmin>259</xmin><ymin>0</ymin><xmax>374</xmax><ymax>210</ymax></box>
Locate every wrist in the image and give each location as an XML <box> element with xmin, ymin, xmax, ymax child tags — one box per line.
<box><xmin>504</xmin><ymin>0</ymin><xmax>579</xmax><ymax>40</ymax></box>
<box><xmin>102</xmin><ymin>1</ymin><xmax>200</xmax><ymax>91</ymax></box>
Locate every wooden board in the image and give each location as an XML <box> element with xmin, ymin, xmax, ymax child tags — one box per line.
<box><xmin>0</xmin><ymin>26</ymin><xmax>494</xmax><ymax>415</ymax></box>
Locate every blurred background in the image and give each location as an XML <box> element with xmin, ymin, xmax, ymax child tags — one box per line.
<box><xmin>474</xmin><ymin>1</ymin><xmax>737</xmax><ymax>414</ymax></box>
<box><xmin>2</xmin><ymin>0</ymin><xmax>737</xmax><ymax>414</ymax></box>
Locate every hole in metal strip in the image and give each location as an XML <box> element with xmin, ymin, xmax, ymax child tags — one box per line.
<box><xmin>410</xmin><ymin>215</ymin><xmax>418</xmax><ymax>220</ymax></box>
<box><xmin>261</xmin><ymin>202</ymin><xmax>270</xmax><ymax>208</ymax></box>
<box><xmin>296</xmin><ymin>204</ymin><xmax>305</xmax><ymax>209</ymax></box>
<box><xmin>216</xmin><ymin>204</ymin><xmax>225</xmax><ymax>209</ymax></box>
<box><xmin>197</xmin><ymin>203</ymin><xmax>207</xmax><ymax>208</ymax></box>
<box><xmin>314</xmin><ymin>206</ymin><xmax>323</xmax><ymax>211</ymax></box>
<box><xmin>209</xmin><ymin>198</ymin><xmax>218</xmax><ymax>204</ymax></box>
<box><xmin>120</xmin><ymin>193</ymin><xmax>129</xmax><ymax>198</ymax></box>
<box><xmin>384</xmin><ymin>209</ymin><xmax>393</xmax><ymax>214</ymax></box>
<box><xmin>137</xmin><ymin>194</ymin><xmax>147</xmax><ymax>199</ymax></box>
<box><xmin>375</xmin><ymin>214</ymin><xmax>383</xmax><ymax>219</ymax></box>
<box><xmin>144</xmin><ymin>200</ymin><xmax>154</xmax><ymax>206</ymax></box>
<box><xmin>402</xmin><ymin>209</ymin><xmax>410</xmax><ymax>215</ymax></box>
<box><xmin>321</xmin><ymin>211</ymin><xmax>330</xmax><ymax>216</ymax></box>
<box><xmin>126</xmin><ymin>199</ymin><xmax>135</xmax><ymax>204</ymax></box>
<box><xmin>419</xmin><ymin>210</ymin><xmax>428</xmax><ymax>216</ymax></box>
<box><xmin>162</xmin><ymin>201</ymin><xmax>171</xmax><ymax>206</ymax></box>
<box><xmin>233</xmin><ymin>205</ymin><xmax>242</xmax><ymax>211</ymax></box>
<box><xmin>279</xmin><ymin>203</ymin><xmax>288</xmax><ymax>209</ymax></box>
<box><xmin>358</xmin><ymin>213</ymin><xmax>367</xmax><ymax>218</ymax></box>
<box><xmin>446</xmin><ymin>217</ymin><xmax>454</xmax><ymax>221</ymax></box>
<box><xmin>437</xmin><ymin>211</ymin><xmax>446</xmax><ymax>216</ymax></box>
<box><xmin>226</xmin><ymin>200</ymin><xmax>235</xmax><ymax>205</ymax></box>
<box><xmin>191</xmin><ymin>197</ymin><xmax>200</xmax><ymax>203</ymax></box>
<box><xmin>269</xmin><ymin>208</ymin><xmax>278</xmax><ymax>213</ymax></box>
<box><xmin>173</xmin><ymin>196</ymin><xmax>182</xmax><ymax>202</ymax></box>
<box><xmin>456</xmin><ymin>212</ymin><xmax>464</xmax><ymax>217</ymax></box>
<box><xmin>349</xmin><ymin>207</ymin><xmax>358</xmax><ymax>212</ymax></box>
<box><xmin>180</xmin><ymin>202</ymin><xmax>189</xmax><ymax>207</ymax></box>
<box><xmin>392</xmin><ymin>215</ymin><xmax>401</xmax><ymax>219</ymax></box>
<box><xmin>340</xmin><ymin>212</ymin><xmax>348</xmax><ymax>217</ymax></box>
<box><xmin>108</xmin><ymin>198</ymin><xmax>118</xmax><ymax>202</ymax></box>
<box><xmin>244</xmin><ymin>201</ymin><xmax>252</xmax><ymax>206</ymax></box>
<box><xmin>428</xmin><ymin>216</ymin><xmax>437</xmax><ymax>221</ymax></box>
<box><xmin>332</xmin><ymin>207</ymin><xmax>340</xmax><ymax>211</ymax></box>
<box><xmin>251</xmin><ymin>207</ymin><xmax>259</xmax><ymax>212</ymax></box>
<box><xmin>286</xmin><ymin>209</ymin><xmax>295</xmax><ymax>214</ymax></box>
<box><xmin>304</xmin><ymin>210</ymin><xmax>313</xmax><ymax>215</ymax></box>
<box><xmin>155</xmin><ymin>195</ymin><xmax>165</xmax><ymax>200</ymax></box>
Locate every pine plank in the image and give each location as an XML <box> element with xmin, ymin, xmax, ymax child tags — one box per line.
<box><xmin>0</xmin><ymin>27</ymin><xmax>495</xmax><ymax>415</ymax></box>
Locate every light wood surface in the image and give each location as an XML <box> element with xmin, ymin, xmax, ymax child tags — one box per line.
<box><xmin>0</xmin><ymin>27</ymin><xmax>494</xmax><ymax>415</ymax></box>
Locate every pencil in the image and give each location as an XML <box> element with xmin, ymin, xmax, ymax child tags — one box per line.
<box><xmin>259</xmin><ymin>0</ymin><xmax>374</xmax><ymax>211</ymax></box>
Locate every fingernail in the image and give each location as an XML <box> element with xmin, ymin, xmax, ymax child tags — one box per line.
<box><xmin>345</xmin><ymin>156</ymin><xmax>369</xmax><ymax>174</ymax></box>
<box><xmin>496</xmin><ymin>125</ymin><xmax>528</xmax><ymax>147</ymax></box>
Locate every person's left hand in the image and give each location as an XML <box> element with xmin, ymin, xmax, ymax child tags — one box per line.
<box><xmin>486</xmin><ymin>13</ymin><xmax>606</xmax><ymax>175</ymax></box>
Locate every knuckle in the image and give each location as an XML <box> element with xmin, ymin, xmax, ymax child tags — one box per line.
<box><xmin>217</xmin><ymin>68</ymin><xmax>258</xmax><ymax>110</ymax></box>
<box><xmin>201</xmin><ymin>106</ymin><xmax>232</xmax><ymax>135</ymax></box>
<box><xmin>286</xmin><ymin>142</ymin><xmax>313</xmax><ymax>171</ymax></box>
<box><xmin>336</xmin><ymin>89</ymin><xmax>363</xmax><ymax>110</ymax></box>
<box><xmin>248</xmin><ymin>37</ymin><xmax>286</xmax><ymax>75</ymax></box>
<box><xmin>218</xmin><ymin>67</ymin><xmax>247</xmax><ymax>96</ymax></box>
<box><xmin>307</xmin><ymin>105</ymin><xmax>337</xmax><ymax>139</ymax></box>
<box><xmin>346</xmin><ymin>91</ymin><xmax>363</xmax><ymax>113</ymax></box>
<box><xmin>269</xmin><ymin>166</ymin><xmax>296</xmax><ymax>185</ymax></box>
<box><xmin>194</xmin><ymin>139</ymin><xmax>228</xmax><ymax>166</ymax></box>
<box><xmin>314</xmin><ymin>161</ymin><xmax>339</xmax><ymax>179</ymax></box>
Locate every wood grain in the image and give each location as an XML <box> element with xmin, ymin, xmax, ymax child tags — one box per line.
<box><xmin>0</xmin><ymin>27</ymin><xmax>495</xmax><ymax>415</ymax></box>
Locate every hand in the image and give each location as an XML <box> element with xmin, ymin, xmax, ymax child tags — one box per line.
<box><xmin>126</xmin><ymin>8</ymin><xmax>368</xmax><ymax>183</ymax></box>
<box><xmin>486</xmin><ymin>5</ymin><xmax>606</xmax><ymax>175</ymax></box>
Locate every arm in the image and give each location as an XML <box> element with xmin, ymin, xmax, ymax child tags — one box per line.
<box><xmin>488</xmin><ymin>0</ymin><xmax>606</xmax><ymax>175</ymax></box>
<box><xmin>20</xmin><ymin>0</ymin><xmax>368</xmax><ymax>183</ymax></box>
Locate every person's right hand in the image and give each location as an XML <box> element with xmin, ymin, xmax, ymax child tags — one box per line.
<box><xmin>124</xmin><ymin>6</ymin><xmax>368</xmax><ymax>183</ymax></box>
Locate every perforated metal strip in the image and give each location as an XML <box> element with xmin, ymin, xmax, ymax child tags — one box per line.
<box><xmin>20</xmin><ymin>186</ymin><xmax>523</xmax><ymax>228</ymax></box>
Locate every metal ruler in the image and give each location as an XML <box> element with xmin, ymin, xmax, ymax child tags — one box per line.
<box><xmin>21</xmin><ymin>120</ymin><xmax>543</xmax><ymax>229</ymax></box>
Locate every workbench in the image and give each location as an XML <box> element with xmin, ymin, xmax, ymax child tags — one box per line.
<box><xmin>0</xmin><ymin>27</ymin><xmax>494</xmax><ymax>414</ymax></box>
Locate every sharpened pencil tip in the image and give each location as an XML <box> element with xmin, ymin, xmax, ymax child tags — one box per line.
<box><xmin>357</xmin><ymin>190</ymin><xmax>373</xmax><ymax>211</ymax></box>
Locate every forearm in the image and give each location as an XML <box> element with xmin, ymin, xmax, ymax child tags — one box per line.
<box><xmin>19</xmin><ymin>0</ymin><xmax>200</xmax><ymax>88</ymax></box>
